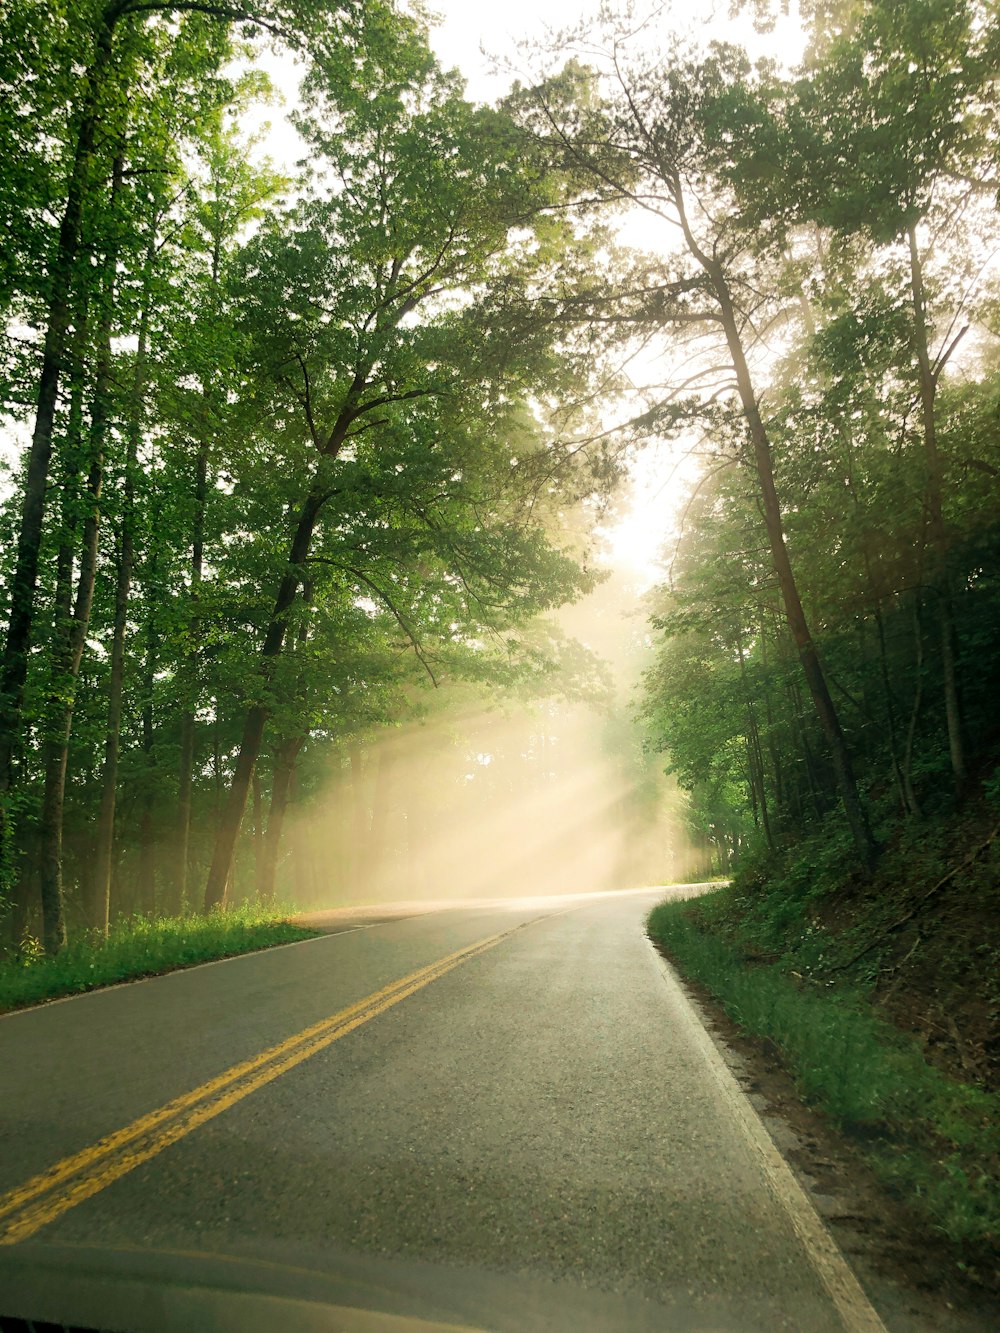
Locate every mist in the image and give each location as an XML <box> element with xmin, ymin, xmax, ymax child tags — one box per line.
<box><xmin>275</xmin><ymin>569</ymin><xmax>709</xmax><ymax>911</ymax></box>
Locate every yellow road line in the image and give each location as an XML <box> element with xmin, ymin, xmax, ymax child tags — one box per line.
<box><xmin>0</xmin><ymin>924</ymin><xmax>519</xmax><ymax>1246</ymax></box>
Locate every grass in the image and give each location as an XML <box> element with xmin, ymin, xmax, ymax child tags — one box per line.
<box><xmin>647</xmin><ymin>891</ymin><xmax>1000</xmax><ymax>1249</ymax></box>
<box><xmin>0</xmin><ymin>902</ymin><xmax>320</xmax><ymax>1014</ymax></box>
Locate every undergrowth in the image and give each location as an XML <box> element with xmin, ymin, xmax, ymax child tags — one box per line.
<box><xmin>0</xmin><ymin>902</ymin><xmax>318</xmax><ymax>1014</ymax></box>
<box><xmin>647</xmin><ymin>892</ymin><xmax>999</xmax><ymax>1249</ymax></box>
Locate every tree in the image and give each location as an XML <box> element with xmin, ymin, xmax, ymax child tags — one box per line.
<box><xmin>738</xmin><ymin>0</ymin><xmax>1000</xmax><ymax>788</ymax></box>
<box><xmin>200</xmin><ymin>39</ymin><xmax>606</xmax><ymax>906</ymax></box>
<box><xmin>512</xmin><ymin>27</ymin><xmax>879</xmax><ymax>866</ymax></box>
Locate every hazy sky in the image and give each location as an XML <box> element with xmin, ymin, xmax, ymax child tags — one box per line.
<box><xmin>428</xmin><ymin>1</ymin><xmax>675</xmax><ymax>584</ymax></box>
<box><xmin>428</xmin><ymin>0</ymin><xmax>583</xmax><ymax>99</ymax></box>
<box><xmin>429</xmin><ymin>0</ymin><xmax>805</xmax><ymax>98</ymax></box>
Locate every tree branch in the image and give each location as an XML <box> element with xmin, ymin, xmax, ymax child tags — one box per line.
<box><xmin>321</xmin><ymin>561</ymin><xmax>439</xmax><ymax>686</ymax></box>
<box><xmin>114</xmin><ymin>0</ymin><xmax>285</xmax><ymax>37</ymax></box>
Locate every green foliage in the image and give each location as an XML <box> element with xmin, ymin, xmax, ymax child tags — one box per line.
<box><xmin>0</xmin><ymin>903</ymin><xmax>318</xmax><ymax>1012</ymax></box>
<box><xmin>577</xmin><ymin>0</ymin><xmax>999</xmax><ymax>878</ymax></box>
<box><xmin>640</xmin><ymin>233</ymin><xmax>1000</xmax><ymax>867</ymax></box>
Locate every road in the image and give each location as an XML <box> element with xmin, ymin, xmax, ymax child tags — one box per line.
<box><xmin>0</xmin><ymin>888</ymin><xmax>887</xmax><ymax>1332</ymax></box>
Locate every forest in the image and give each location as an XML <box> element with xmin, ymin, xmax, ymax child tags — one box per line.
<box><xmin>1</xmin><ymin>0</ymin><xmax>999</xmax><ymax>977</ymax></box>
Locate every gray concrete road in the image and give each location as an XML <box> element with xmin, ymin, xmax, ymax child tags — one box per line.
<box><xmin>0</xmin><ymin>889</ymin><xmax>886</xmax><ymax>1331</ymax></box>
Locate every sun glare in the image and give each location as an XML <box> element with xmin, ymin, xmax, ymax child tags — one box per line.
<box><xmin>598</xmin><ymin>447</ymin><xmax>687</xmax><ymax>589</ymax></box>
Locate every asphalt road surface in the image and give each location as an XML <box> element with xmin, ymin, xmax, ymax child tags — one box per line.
<box><xmin>0</xmin><ymin>888</ymin><xmax>889</xmax><ymax>1332</ymax></box>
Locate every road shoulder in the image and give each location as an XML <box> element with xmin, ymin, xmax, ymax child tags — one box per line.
<box><xmin>647</xmin><ymin>937</ymin><xmax>997</xmax><ymax>1333</ymax></box>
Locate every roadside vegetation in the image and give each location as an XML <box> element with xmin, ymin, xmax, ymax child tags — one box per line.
<box><xmin>0</xmin><ymin>0</ymin><xmax>631</xmax><ymax>954</ymax></box>
<box><xmin>0</xmin><ymin>903</ymin><xmax>318</xmax><ymax>1014</ymax></box>
<box><xmin>648</xmin><ymin>845</ymin><xmax>1000</xmax><ymax>1257</ymax></box>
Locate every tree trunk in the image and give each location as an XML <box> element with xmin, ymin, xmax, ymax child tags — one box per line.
<box><xmin>0</xmin><ymin>18</ymin><xmax>116</xmax><ymax>881</ymax></box>
<box><xmin>175</xmin><ymin>437</ymin><xmax>209</xmax><ymax>914</ymax></box>
<box><xmin>870</xmin><ymin>580</ymin><xmax>920</xmax><ymax>820</ymax></box>
<box><xmin>202</xmin><ymin>479</ymin><xmax>330</xmax><ymax>911</ymax></box>
<box><xmin>38</xmin><ymin>369</ymin><xmax>109</xmax><ymax>952</ymax></box>
<box><xmin>788</xmin><ymin>673</ymin><xmax>825</xmax><ymax>820</ymax></box>
<box><xmin>758</xmin><ymin>613</ymin><xmax>789</xmax><ymax>819</ymax></box>
<box><xmin>735</xmin><ymin>624</ymin><xmax>773</xmax><ymax>850</ymax></box>
<box><xmin>749</xmin><ymin>716</ymin><xmax>773</xmax><ymax>849</ymax></box>
<box><xmin>7</xmin><ymin>860</ymin><xmax>35</xmax><ymax>953</ymax></box>
<box><xmin>744</xmin><ymin>736</ymin><xmax>760</xmax><ymax>829</ymax></box>
<box><xmin>136</xmin><ymin>559</ymin><xmax>159</xmax><ymax>916</ymax></box>
<box><xmin>907</xmin><ymin>224</ymin><xmax>965</xmax><ymax>788</ymax></box>
<box><xmin>903</xmin><ymin>597</ymin><xmax>926</xmax><ymax>810</ymax></box>
<box><xmin>174</xmin><ymin>190</ymin><xmax>222</xmax><ymax>914</ymax></box>
<box><xmin>710</xmin><ymin>262</ymin><xmax>877</xmax><ymax>868</ymax></box>
<box><xmin>92</xmin><ymin>238</ymin><xmax>153</xmax><ymax>932</ymax></box>
<box><xmin>175</xmin><ymin>711</ymin><xmax>195</xmax><ymax>908</ymax></box>
<box><xmin>251</xmin><ymin>767</ymin><xmax>263</xmax><ymax>899</ymax></box>
<box><xmin>36</xmin><ymin>533</ymin><xmax>77</xmax><ymax>951</ymax></box>
<box><xmin>204</xmin><ymin>707</ymin><xmax>267</xmax><ymax>911</ymax></box>
<box><xmin>37</xmin><ymin>157</ymin><xmax>124</xmax><ymax>954</ymax></box>
<box><xmin>200</xmin><ymin>315</ymin><xmax>387</xmax><ymax>911</ymax></box>
<box><xmin>260</xmin><ymin>734</ymin><xmax>307</xmax><ymax>901</ymax></box>
<box><xmin>671</xmin><ymin>174</ymin><xmax>875</xmax><ymax>865</ymax></box>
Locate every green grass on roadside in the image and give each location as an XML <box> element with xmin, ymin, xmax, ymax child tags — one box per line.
<box><xmin>647</xmin><ymin>893</ymin><xmax>1000</xmax><ymax>1249</ymax></box>
<box><xmin>0</xmin><ymin>903</ymin><xmax>320</xmax><ymax>1014</ymax></box>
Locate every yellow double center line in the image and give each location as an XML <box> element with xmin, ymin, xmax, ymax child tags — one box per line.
<box><xmin>0</xmin><ymin>923</ymin><xmax>522</xmax><ymax>1246</ymax></box>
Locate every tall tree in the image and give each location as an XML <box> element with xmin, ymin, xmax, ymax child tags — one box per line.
<box><xmin>742</xmin><ymin>0</ymin><xmax>1000</xmax><ymax>788</ymax></box>
<box><xmin>513</xmin><ymin>33</ymin><xmax>879</xmax><ymax>865</ymax></box>
<box><xmin>201</xmin><ymin>36</ymin><xmax>606</xmax><ymax>907</ymax></box>
<box><xmin>36</xmin><ymin>154</ymin><xmax>123</xmax><ymax>952</ymax></box>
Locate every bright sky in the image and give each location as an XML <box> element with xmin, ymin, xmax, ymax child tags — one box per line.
<box><xmin>428</xmin><ymin>0</ymin><xmax>804</xmax><ymax>95</ymax></box>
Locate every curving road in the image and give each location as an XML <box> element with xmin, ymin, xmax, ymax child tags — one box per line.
<box><xmin>0</xmin><ymin>888</ymin><xmax>887</xmax><ymax>1331</ymax></box>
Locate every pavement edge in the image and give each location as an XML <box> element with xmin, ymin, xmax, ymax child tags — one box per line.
<box><xmin>644</xmin><ymin>936</ymin><xmax>889</xmax><ymax>1333</ymax></box>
